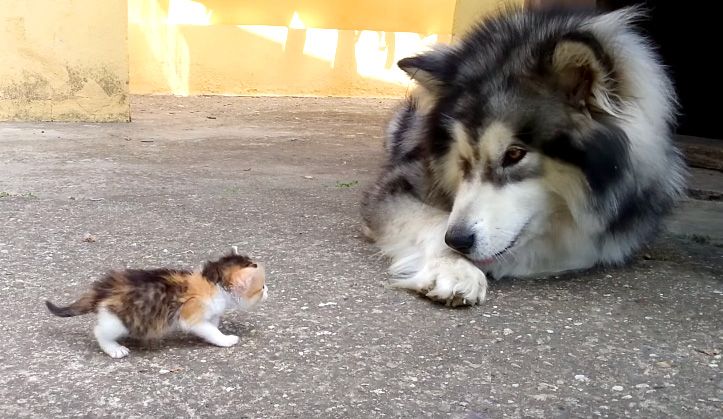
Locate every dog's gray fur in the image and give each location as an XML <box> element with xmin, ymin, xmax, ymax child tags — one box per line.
<box><xmin>361</xmin><ymin>7</ymin><xmax>687</xmax><ymax>306</ymax></box>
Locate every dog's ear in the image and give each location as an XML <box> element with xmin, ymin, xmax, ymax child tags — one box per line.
<box><xmin>549</xmin><ymin>33</ymin><xmax>619</xmax><ymax>114</ymax></box>
<box><xmin>398</xmin><ymin>45</ymin><xmax>455</xmax><ymax>92</ymax></box>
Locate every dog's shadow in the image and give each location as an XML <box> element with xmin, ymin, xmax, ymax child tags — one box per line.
<box><xmin>396</xmin><ymin>234</ymin><xmax>722</xmax><ymax>308</ymax></box>
<box><xmin>490</xmin><ymin>235</ymin><xmax>722</xmax><ymax>294</ymax></box>
<box><xmin>489</xmin><ymin>268</ymin><xmax>606</xmax><ymax>297</ymax></box>
<box><xmin>401</xmin><ymin>266</ymin><xmax>611</xmax><ymax>309</ymax></box>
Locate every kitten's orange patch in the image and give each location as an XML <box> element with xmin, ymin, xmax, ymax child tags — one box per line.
<box><xmin>223</xmin><ymin>265</ymin><xmax>265</xmax><ymax>300</ymax></box>
<box><xmin>243</xmin><ymin>266</ymin><xmax>266</xmax><ymax>301</ymax></box>
<box><xmin>175</xmin><ymin>272</ymin><xmax>218</xmax><ymax>325</ymax></box>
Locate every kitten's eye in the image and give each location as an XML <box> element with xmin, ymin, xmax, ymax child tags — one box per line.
<box><xmin>503</xmin><ymin>147</ymin><xmax>527</xmax><ymax>167</ymax></box>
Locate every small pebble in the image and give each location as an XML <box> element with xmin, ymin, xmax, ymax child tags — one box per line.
<box><xmin>612</xmin><ymin>386</ymin><xmax>624</xmax><ymax>391</ymax></box>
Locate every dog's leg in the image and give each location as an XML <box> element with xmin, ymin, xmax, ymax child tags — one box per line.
<box><xmin>364</xmin><ymin>191</ymin><xmax>487</xmax><ymax>306</ymax></box>
<box><xmin>362</xmin><ymin>104</ymin><xmax>487</xmax><ymax>306</ymax></box>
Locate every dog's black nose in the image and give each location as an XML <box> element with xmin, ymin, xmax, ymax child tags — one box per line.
<box><xmin>445</xmin><ymin>229</ymin><xmax>475</xmax><ymax>254</ymax></box>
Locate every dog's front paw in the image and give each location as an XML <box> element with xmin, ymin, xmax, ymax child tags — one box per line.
<box><xmin>391</xmin><ymin>255</ymin><xmax>488</xmax><ymax>306</ymax></box>
<box><xmin>424</xmin><ymin>256</ymin><xmax>488</xmax><ymax>306</ymax></box>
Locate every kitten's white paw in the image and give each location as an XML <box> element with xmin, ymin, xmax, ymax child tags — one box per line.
<box><xmin>105</xmin><ymin>345</ymin><xmax>130</xmax><ymax>359</ymax></box>
<box><xmin>392</xmin><ymin>255</ymin><xmax>487</xmax><ymax>306</ymax></box>
<box><xmin>217</xmin><ymin>334</ymin><xmax>239</xmax><ymax>347</ymax></box>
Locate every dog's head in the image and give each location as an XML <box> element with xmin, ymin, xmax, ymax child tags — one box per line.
<box><xmin>399</xmin><ymin>12</ymin><xmax>634</xmax><ymax>263</ymax></box>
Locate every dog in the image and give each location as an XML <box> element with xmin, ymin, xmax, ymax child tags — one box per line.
<box><xmin>361</xmin><ymin>7</ymin><xmax>687</xmax><ymax>306</ymax></box>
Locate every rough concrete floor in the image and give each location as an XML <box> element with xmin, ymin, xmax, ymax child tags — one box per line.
<box><xmin>0</xmin><ymin>96</ymin><xmax>721</xmax><ymax>419</ymax></box>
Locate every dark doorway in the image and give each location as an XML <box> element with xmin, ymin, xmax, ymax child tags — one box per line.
<box><xmin>598</xmin><ymin>1</ymin><xmax>719</xmax><ymax>140</ymax></box>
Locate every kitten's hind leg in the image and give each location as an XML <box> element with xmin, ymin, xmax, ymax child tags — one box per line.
<box><xmin>94</xmin><ymin>308</ymin><xmax>130</xmax><ymax>359</ymax></box>
<box><xmin>189</xmin><ymin>322</ymin><xmax>238</xmax><ymax>347</ymax></box>
<box><xmin>209</xmin><ymin>315</ymin><xmax>220</xmax><ymax>328</ymax></box>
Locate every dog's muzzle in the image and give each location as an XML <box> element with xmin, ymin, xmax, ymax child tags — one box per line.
<box><xmin>445</xmin><ymin>228</ymin><xmax>475</xmax><ymax>254</ymax></box>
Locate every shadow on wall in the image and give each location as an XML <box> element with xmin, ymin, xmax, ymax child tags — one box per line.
<box><xmin>129</xmin><ymin>0</ymin><xmax>452</xmax><ymax>96</ymax></box>
<box><xmin>188</xmin><ymin>0</ymin><xmax>454</xmax><ymax>33</ymax></box>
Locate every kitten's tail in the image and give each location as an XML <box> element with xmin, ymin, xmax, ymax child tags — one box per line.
<box><xmin>45</xmin><ymin>293</ymin><xmax>97</xmax><ymax>317</ymax></box>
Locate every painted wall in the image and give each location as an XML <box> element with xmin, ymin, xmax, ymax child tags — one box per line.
<box><xmin>0</xmin><ymin>1</ymin><xmax>130</xmax><ymax>122</ymax></box>
<box><xmin>129</xmin><ymin>0</ymin><xmax>523</xmax><ymax>97</ymax></box>
<box><xmin>454</xmin><ymin>0</ymin><xmax>526</xmax><ymax>38</ymax></box>
<box><xmin>0</xmin><ymin>1</ymin><xmax>526</xmax><ymax>121</ymax></box>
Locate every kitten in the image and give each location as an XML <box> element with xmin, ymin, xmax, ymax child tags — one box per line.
<box><xmin>45</xmin><ymin>247</ymin><xmax>267</xmax><ymax>358</ymax></box>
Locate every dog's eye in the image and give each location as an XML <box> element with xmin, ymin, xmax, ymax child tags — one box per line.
<box><xmin>503</xmin><ymin>147</ymin><xmax>527</xmax><ymax>166</ymax></box>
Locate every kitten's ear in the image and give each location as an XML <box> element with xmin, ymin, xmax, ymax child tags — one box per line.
<box><xmin>231</xmin><ymin>246</ymin><xmax>239</xmax><ymax>255</ymax></box>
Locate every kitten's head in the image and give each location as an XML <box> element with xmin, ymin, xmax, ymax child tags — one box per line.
<box><xmin>201</xmin><ymin>249</ymin><xmax>267</xmax><ymax>309</ymax></box>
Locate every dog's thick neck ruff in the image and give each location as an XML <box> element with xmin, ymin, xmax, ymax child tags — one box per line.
<box><xmin>361</xmin><ymin>7</ymin><xmax>687</xmax><ymax>306</ymax></box>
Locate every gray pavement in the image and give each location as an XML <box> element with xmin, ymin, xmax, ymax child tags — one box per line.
<box><xmin>0</xmin><ymin>96</ymin><xmax>721</xmax><ymax>418</ymax></box>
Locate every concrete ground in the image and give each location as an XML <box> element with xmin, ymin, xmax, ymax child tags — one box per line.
<box><xmin>0</xmin><ymin>96</ymin><xmax>721</xmax><ymax>419</ymax></box>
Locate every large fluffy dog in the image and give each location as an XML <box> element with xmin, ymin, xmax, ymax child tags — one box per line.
<box><xmin>361</xmin><ymin>7</ymin><xmax>687</xmax><ymax>306</ymax></box>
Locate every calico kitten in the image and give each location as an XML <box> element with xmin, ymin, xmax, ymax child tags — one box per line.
<box><xmin>45</xmin><ymin>248</ymin><xmax>267</xmax><ymax>358</ymax></box>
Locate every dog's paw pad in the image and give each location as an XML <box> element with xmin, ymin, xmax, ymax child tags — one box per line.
<box><xmin>423</xmin><ymin>257</ymin><xmax>488</xmax><ymax>306</ymax></box>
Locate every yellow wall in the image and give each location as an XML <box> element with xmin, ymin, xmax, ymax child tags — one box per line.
<box><xmin>192</xmin><ymin>0</ymin><xmax>456</xmax><ymax>33</ymax></box>
<box><xmin>129</xmin><ymin>0</ymin><xmax>460</xmax><ymax>97</ymax></box>
<box><xmin>0</xmin><ymin>0</ymin><xmax>527</xmax><ymax>120</ymax></box>
<box><xmin>453</xmin><ymin>0</ymin><xmax>525</xmax><ymax>39</ymax></box>
<box><xmin>129</xmin><ymin>0</ymin><xmax>525</xmax><ymax>97</ymax></box>
<box><xmin>0</xmin><ymin>0</ymin><xmax>130</xmax><ymax>122</ymax></box>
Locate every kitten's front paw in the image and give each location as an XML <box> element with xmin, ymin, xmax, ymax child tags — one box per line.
<box><xmin>105</xmin><ymin>345</ymin><xmax>130</xmax><ymax>359</ymax></box>
<box><xmin>216</xmin><ymin>334</ymin><xmax>239</xmax><ymax>347</ymax></box>
<box><xmin>392</xmin><ymin>255</ymin><xmax>487</xmax><ymax>306</ymax></box>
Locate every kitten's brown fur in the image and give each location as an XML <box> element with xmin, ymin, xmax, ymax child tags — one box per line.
<box><xmin>46</xmin><ymin>251</ymin><xmax>267</xmax><ymax>358</ymax></box>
